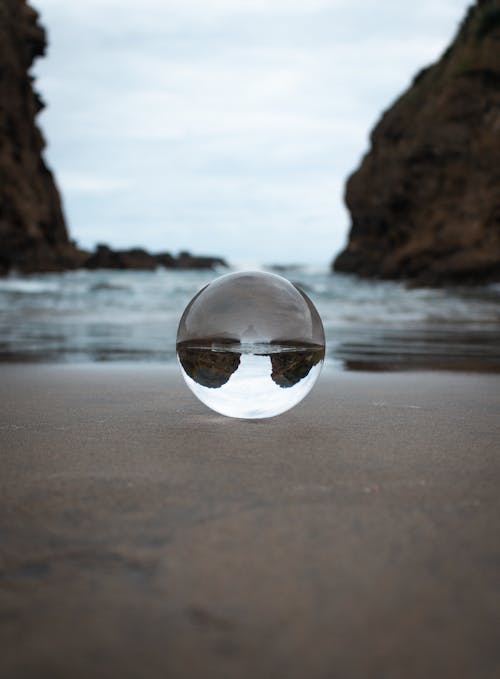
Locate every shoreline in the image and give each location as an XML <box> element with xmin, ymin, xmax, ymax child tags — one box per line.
<box><xmin>1</xmin><ymin>357</ymin><xmax>500</xmax><ymax>374</ymax></box>
<box><xmin>1</xmin><ymin>365</ymin><xmax>499</xmax><ymax>678</ymax></box>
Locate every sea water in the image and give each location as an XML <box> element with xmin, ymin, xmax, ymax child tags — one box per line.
<box><xmin>1</xmin><ymin>266</ymin><xmax>499</xmax><ymax>370</ymax></box>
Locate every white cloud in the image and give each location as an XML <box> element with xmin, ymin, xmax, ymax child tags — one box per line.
<box><xmin>59</xmin><ymin>172</ymin><xmax>134</xmax><ymax>194</ymax></box>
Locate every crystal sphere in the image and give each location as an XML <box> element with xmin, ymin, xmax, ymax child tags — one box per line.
<box><xmin>176</xmin><ymin>271</ymin><xmax>325</xmax><ymax>419</ymax></box>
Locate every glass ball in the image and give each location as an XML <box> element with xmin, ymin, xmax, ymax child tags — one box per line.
<box><xmin>176</xmin><ymin>271</ymin><xmax>325</xmax><ymax>419</ymax></box>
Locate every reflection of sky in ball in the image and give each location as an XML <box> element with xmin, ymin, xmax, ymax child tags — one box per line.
<box><xmin>177</xmin><ymin>271</ymin><xmax>325</xmax><ymax>345</ymax></box>
<box><xmin>183</xmin><ymin>353</ymin><xmax>322</xmax><ymax>419</ymax></box>
<box><xmin>177</xmin><ymin>270</ymin><xmax>325</xmax><ymax>417</ymax></box>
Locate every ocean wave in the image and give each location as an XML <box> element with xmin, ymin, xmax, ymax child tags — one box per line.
<box><xmin>0</xmin><ymin>278</ymin><xmax>60</xmax><ymax>294</ymax></box>
<box><xmin>89</xmin><ymin>281</ymin><xmax>132</xmax><ymax>292</ymax></box>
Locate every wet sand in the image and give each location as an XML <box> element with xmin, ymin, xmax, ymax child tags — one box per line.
<box><xmin>1</xmin><ymin>364</ymin><xmax>499</xmax><ymax>679</ymax></box>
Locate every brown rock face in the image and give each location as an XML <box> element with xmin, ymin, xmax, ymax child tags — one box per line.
<box><xmin>0</xmin><ymin>0</ymin><xmax>80</xmax><ymax>274</ymax></box>
<box><xmin>176</xmin><ymin>345</ymin><xmax>241</xmax><ymax>388</ymax></box>
<box><xmin>269</xmin><ymin>347</ymin><xmax>324</xmax><ymax>388</ymax></box>
<box><xmin>334</xmin><ymin>0</ymin><xmax>500</xmax><ymax>286</ymax></box>
<box><xmin>84</xmin><ymin>245</ymin><xmax>227</xmax><ymax>271</ymax></box>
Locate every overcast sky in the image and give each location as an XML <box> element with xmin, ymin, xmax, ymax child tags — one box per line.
<box><xmin>33</xmin><ymin>0</ymin><xmax>471</xmax><ymax>265</ymax></box>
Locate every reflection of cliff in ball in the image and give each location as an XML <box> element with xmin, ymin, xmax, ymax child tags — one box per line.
<box><xmin>268</xmin><ymin>347</ymin><xmax>325</xmax><ymax>388</ymax></box>
<box><xmin>176</xmin><ymin>271</ymin><xmax>325</xmax><ymax>418</ymax></box>
<box><xmin>177</xmin><ymin>345</ymin><xmax>241</xmax><ymax>389</ymax></box>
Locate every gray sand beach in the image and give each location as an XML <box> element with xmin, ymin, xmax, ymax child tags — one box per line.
<box><xmin>1</xmin><ymin>364</ymin><xmax>499</xmax><ymax>678</ymax></box>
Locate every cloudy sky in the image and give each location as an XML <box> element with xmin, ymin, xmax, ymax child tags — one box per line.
<box><xmin>34</xmin><ymin>0</ymin><xmax>471</xmax><ymax>265</ymax></box>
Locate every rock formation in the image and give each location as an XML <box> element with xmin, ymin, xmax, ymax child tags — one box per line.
<box><xmin>334</xmin><ymin>0</ymin><xmax>500</xmax><ymax>286</ymax></box>
<box><xmin>176</xmin><ymin>345</ymin><xmax>241</xmax><ymax>389</ymax></box>
<box><xmin>0</xmin><ymin>1</ymin><xmax>226</xmax><ymax>274</ymax></box>
<box><xmin>85</xmin><ymin>245</ymin><xmax>226</xmax><ymax>271</ymax></box>
<box><xmin>0</xmin><ymin>0</ymin><xmax>82</xmax><ymax>274</ymax></box>
<box><xmin>269</xmin><ymin>347</ymin><xmax>324</xmax><ymax>388</ymax></box>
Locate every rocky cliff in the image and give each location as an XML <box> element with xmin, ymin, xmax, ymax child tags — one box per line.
<box><xmin>334</xmin><ymin>0</ymin><xmax>500</xmax><ymax>286</ymax></box>
<box><xmin>0</xmin><ymin>0</ymin><xmax>226</xmax><ymax>274</ymax></box>
<box><xmin>0</xmin><ymin>0</ymin><xmax>81</xmax><ymax>274</ymax></box>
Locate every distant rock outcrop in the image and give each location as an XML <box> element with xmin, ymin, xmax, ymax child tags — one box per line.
<box><xmin>85</xmin><ymin>245</ymin><xmax>226</xmax><ymax>271</ymax></box>
<box><xmin>334</xmin><ymin>0</ymin><xmax>500</xmax><ymax>286</ymax></box>
<box><xmin>0</xmin><ymin>1</ymin><xmax>227</xmax><ymax>274</ymax></box>
<box><xmin>0</xmin><ymin>0</ymin><xmax>81</xmax><ymax>274</ymax></box>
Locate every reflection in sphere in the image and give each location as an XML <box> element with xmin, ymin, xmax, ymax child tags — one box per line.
<box><xmin>176</xmin><ymin>271</ymin><xmax>325</xmax><ymax>418</ymax></box>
